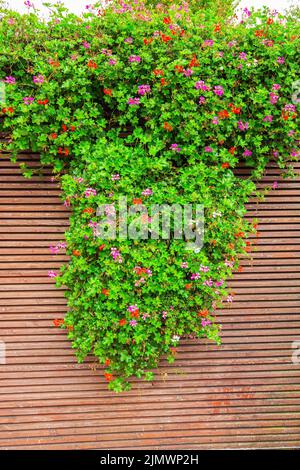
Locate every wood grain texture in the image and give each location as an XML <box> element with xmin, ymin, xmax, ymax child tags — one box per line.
<box><xmin>0</xmin><ymin>153</ymin><xmax>299</xmax><ymax>449</ymax></box>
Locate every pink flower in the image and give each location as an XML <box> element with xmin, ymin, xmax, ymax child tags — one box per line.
<box><xmin>237</xmin><ymin>121</ymin><xmax>249</xmax><ymax>131</ymax></box>
<box><xmin>270</xmin><ymin>92</ymin><xmax>279</xmax><ymax>105</ymax></box>
<box><xmin>128</xmin><ymin>304</ymin><xmax>139</xmax><ymax>313</ymax></box>
<box><xmin>195</xmin><ymin>80</ymin><xmax>209</xmax><ymax>91</ymax></box>
<box><xmin>284</xmin><ymin>104</ymin><xmax>296</xmax><ymax>113</ymax></box>
<box><xmin>201</xmin><ymin>319</ymin><xmax>211</xmax><ymax>327</ymax></box>
<box><xmin>128</xmin><ymin>97</ymin><xmax>140</xmax><ymax>105</ymax></box>
<box><xmin>124</xmin><ymin>37</ymin><xmax>133</xmax><ymax>43</ymax></box>
<box><xmin>243</xmin><ymin>149</ymin><xmax>252</xmax><ymax>157</ymax></box>
<box><xmin>199</xmin><ymin>96</ymin><xmax>206</xmax><ymax>105</ymax></box>
<box><xmin>183</xmin><ymin>68</ymin><xmax>193</xmax><ymax>77</ymax></box>
<box><xmin>4</xmin><ymin>76</ymin><xmax>16</xmax><ymax>84</ymax></box>
<box><xmin>82</xmin><ymin>41</ymin><xmax>91</xmax><ymax>49</ymax></box>
<box><xmin>263</xmin><ymin>115</ymin><xmax>273</xmax><ymax>122</ymax></box>
<box><xmin>191</xmin><ymin>273</ymin><xmax>200</xmax><ymax>280</ymax></box>
<box><xmin>272</xmin><ymin>181</ymin><xmax>279</xmax><ymax>189</ymax></box>
<box><xmin>205</xmin><ymin>146</ymin><xmax>213</xmax><ymax>153</ymax></box>
<box><xmin>272</xmin><ymin>84</ymin><xmax>281</xmax><ymax>90</ymax></box>
<box><xmin>277</xmin><ymin>56</ymin><xmax>285</xmax><ymax>64</ymax></box>
<box><xmin>162</xmin><ymin>311</ymin><xmax>168</xmax><ymax>319</ymax></box>
<box><xmin>213</xmin><ymin>85</ymin><xmax>224</xmax><ymax>96</ymax></box>
<box><xmin>200</xmin><ymin>265</ymin><xmax>210</xmax><ymax>272</ymax></box>
<box><xmin>138</xmin><ymin>84</ymin><xmax>151</xmax><ymax>95</ymax></box>
<box><xmin>111</xmin><ymin>174</ymin><xmax>120</xmax><ymax>181</ymax></box>
<box><xmin>23</xmin><ymin>96</ymin><xmax>34</xmax><ymax>105</ymax></box>
<box><xmin>111</xmin><ymin>247</ymin><xmax>123</xmax><ymax>263</ymax></box>
<box><xmin>33</xmin><ymin>74</ymin><xmax>44</xmax><ymax>84</ymax></box>
<box><xmin>239</xmin><ymin>52</ymin><xmax>247</xmax><ymax>60</ymax></box>
<box><xmin>141</xmin><ymin>188</ymin><xmax>153</xmax><ymax>196</ymax></box>
<box><xmin>129</xmin><ymin>55</ymin><xmax>141</xmax><ymax>63</ymax></box>
<box><xmin>181</xmin><ymin>262</ymin><xmax>188</xmax><ymax>268</ymax></box>
<box><xmin>212</xmin><ymin>117</ymin><xmax>219</xmax><ymax>125</ymax></box>
<box><xmin>129</xmin><ymin>319</ymin><xmax>137</xmax><ymax>326</ymax></box>
<box><xmin>170</xmin><ymin>143</ymin><xmax>181</xmax><ymax>152</ymax></box>
<box><xmin>84</xmin><ymin>188</ymin><xmax>97</xmax><ymax>198</ymax></box>
<box><xmin>48</xmin><ymin>270</ymin><xmax>57</xmax><ymax>278</ymax></box>
<box><xmin>226</xmin><ymin>295</ymin><xmax>233</xmax><ymax>303</ymax></box>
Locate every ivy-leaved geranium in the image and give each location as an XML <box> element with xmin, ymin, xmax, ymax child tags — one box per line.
<box><xmin>0</xmin><ymin>1</ymin><xmax>299</xmax><ymax>391</ymax></box>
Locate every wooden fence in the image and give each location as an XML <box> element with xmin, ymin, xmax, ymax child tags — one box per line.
<box><xmin>0</xmin><ymin>152</ymin><xmax>299</xmax><ymax>449</ymax></box>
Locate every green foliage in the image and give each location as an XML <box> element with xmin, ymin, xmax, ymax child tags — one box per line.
<box><xmin>0</xmin><ymin>1</ymin><xmax>299</xmax><ymax>391</ymax></box>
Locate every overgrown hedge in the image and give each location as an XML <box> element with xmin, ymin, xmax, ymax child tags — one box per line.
<box><xmin>0</xmin><ymin>1</ymin><xmax>299</xmax><ymax>391</ymax></box>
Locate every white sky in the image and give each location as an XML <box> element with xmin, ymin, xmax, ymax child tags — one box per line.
<box><xmin>4</xmin><ymin>0</ymin><xmax>300</xmax><ymax>15</ymax></box>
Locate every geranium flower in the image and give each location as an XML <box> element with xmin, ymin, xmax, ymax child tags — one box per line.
<box><xmin>129</xmin><ymin>319</ymin><xmax>138</xmax><ymax>326</ymax></box>
<box><xmin>263</xmin><ymin>115</ymin><xmax>273</xmax><ymax>122</ymax></box>
<box><xmin>111</xmin><ymin>173</ymin><xmax>120</xmax><ymax>181</ymax></box>
<box><xmin>33</xmin><ymin>74</ymin><xmax>44</xmax><ymax>84</ymax></box>
<box><xmin>48</xmin><ymin>270</ymin><xmax>57</xmax><ymax>278</ymax></box>
<box><xmin>4</xmin><ymin>76</ymin><xmax>16</xmax><ymax>84</ymax></box>
<box><xmin>129</xmin><ymin>55</ymin><xmax>141</xmax><ymax>63</ymax></box>
<box><xmin>170</xmin><ymin>143</ymin><xmax>181</xmax><ymax>152</ymax></box>
<box><xmin>84</xmin><ymin>187</ymin><xmax>97</xmax><ymax>197</ymax></box>
<box><xmin>270</xmin><ymin>92</ymin><xmax>279</xmax><ymax>104</ymax></box>
<box><xmin>213</xmin><ymin>85</ymin><xmax>224</xmax><ymax>96</ymax></box>
<box><xmin>199</xmin><ymin>96</ymin><xmax>206</xmax><ymax>104</ymax></box>
<box><xmin>23</xmin><ymin>96</ymin><xmax>34</xmax><ymax>105</ymax></box>
<box><xmin>141</xmin><ymin>188</ymin><xmax>153</xmax><ymax>196</ymax></box>
<box><xmin>138</xmin><ymin>84</ymin><xmax>151</xmax><ymax>95</ymax></box>
<box><xmin>128</xmin><ymin>97</ymin><xmax>140</xmax><ymax>105</ymax></box>
<box><xmin>237</xmin><ymin>121</ymin><xmax>249</xmax><ymax>131</ymax></box>
<box><xmin>277</xmin><ymin>56</ymin><xmax>285</xmax><ymax>64</ymax></box>
<box><xmin>243</xmin><ymin>149</ymin><xmax>252</xmax><ymax>157</ymax></box>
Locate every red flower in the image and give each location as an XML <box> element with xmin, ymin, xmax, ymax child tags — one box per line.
<box><xmin>197</xmin><ymin>309</ymin><xmax>209</xmax><ymax>317</ymax></box>
<box><xmin>143</xmin><ymin>38</ymin><xmax>153</xmax><ymax>45</ymax></box>
<box><xmin>50</xmin><ymin>133</ymin><xmax>57</xmax><ymax>139</ymax></box>
<box><xmin>133</xmin><ymin>198</ymin><xmax>143</xmax><ymax>205</ymax></box>
<box><xmin>267</xmin><ymin>18</ymin><xmax>274</xmax><ymax>25</ymax></box>
<box><xmin>235</xmin><ymin>231</ymin><xmax>245</xmax><ymax>238</ymax></box>
<box><xmin>104</xmin><ymin>88</ymin><xmax>112</xmax><ymax>96</ymax></box>
<box><xmin>58</xmin><ymin>147</ymin><xmax>69</xmax><ymax>156</ymax></box>
<box><xmin>2</xmin><ymin>107</ymin><xmax>14</xmax><ymax>114</ymax></box>
<box><xmin>163</xmin><ymin>122</ymin><xmax>173</xmax><ymax>131</ymax></box>
<box><xmin>222</xmin><ymin>162</ymin><xmax>230</xmax><ymax>168</ymax></box>
<box><xmin>161</xmin><ymin>78</ymin><xmax>166</xmax><ymax>86</ymax></box>
<box><xmin>72</xmin><ymin>250</ymin><xmax>81</xmax><ymax>256</ymax></box>
<box><xmin>70</xmin><ymin>125</ymin><xmax>76</xmax><ymax>132</ymax></box>
<box><xmin>218</xmin><ymin>110</ymin><xmax>230</xmax><ymax>119</ymax></box>
<box><xmin>161</xmin><ymin>34</ymin><xmax>172</xmax><ymax>43</ymax></box>
<box><xmin>214</xmin><ymin>23</ymin><xmax>221</xmax><ymax>33</ymax></box>
<box><xmin>185</xmin><ymin>283</ymin><xmax>192</xmax><ymax>290</ymax></box>
<box><xmin>83</xmin><ymin>207</ymin><xmax>95</xmax><ymax>214</ymax></box>
<box><xmin>37</xmin><ymin>99</ymin><xmax>48</xmax><ymax>105</ymax></box>
<box><xmin>53</xmin><ymin>319</ymin><xmax>64</xmax><ymax>327</ymax></box>
<box><xmin>163</xmin><ymin>16</ymin><xmax>171</xmax><ymax>24</ymax></box>
<box><xmin>102</xmin><ymin>288</ymin><xmax>109</xmax><ymax>296</ymax></box>
<box><xmin>174</xmin><ymin>65</ymin><xmax>183</xmax><ymax>73</ymax></box>
<box><xmin>98</xmin><ymin>244</ymin><xmax>106</xmax><ymax>251</ymax></box>
<box><xmin>153</xmin><ymin>69</ymin><xmax>164</xmax><ymax>76</ymax></box>
<box><xmin>87</xmin><ymin>60</ymin><xmax>97</xmax><ymax>69</ymax></box>
<box><xmin>104</xmin><ymin>372</ymin><xmax>114</xmax><ymax>382</ymax></box>
<box><xmin>119</xmin><ymin>319</ymin><xmax>127</xmax><ymax>326</ymax></box>
<box><xmin>228</xmin><ymin>147</ymin><xmax>236</xmax><ymax>155</ymax></box>
<box><xmin>189</xmin><ymin>55</ymin><xmax>199</xmax><ymax>67</ymax></box>
<box><xmin>105</xmin><ymin>359</ymin><xmax>111</xmax><ymax>366</ymax></box>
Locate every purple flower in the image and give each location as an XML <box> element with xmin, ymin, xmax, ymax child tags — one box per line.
<box><xmin>82</xmin><ymin>41</ymin><xmax>91</xmax><ymax>49</ymax></box>
<box><xmin>170</xmin><ymin>143</ymin><xmax>181</xmax><ymax>152</ymax></box>
<box><xmin>84</xmin><ymin>187</ymin><xmax>97</xmax><ymax>198</ymax></box>
<box><xmin>213</xmin><ymin>85</ymin><xmax>224</xmax><ymax>96</ymax></box>
<box><xmin>199</xmin><ymin>96</ymin><xmax>206</xmax><ymax>105</ymax></box>
<box><xmin>239</xmin><ymin>52</ymin><xmax>247</xmax><ymax>60</ymax></box>
<box><xmin>137</xmin><ymin>84</ymin><xmax>151</xmax><ymax>95</ymax></box>
<box><xmin>24</xmin><ymin>0</ymin><xmax>34</xmax><ymax>7</ymax></box>
<box><xmin>23</xmin><ymin>96</ymin><xmax>34</xmax><ymax>105</ymax></box>
<box><xmin>4</xmin><ymin>76</ymin><xmax>16</xmax><ymax>84</ymax></box>
<box><xmin>277</xmin><ymin>56</ymin><xmax>285</xmax><ymax>64</ymax></box>
<box><xmin>263</xmin><ymin>115</ymin><xmax>273</xmax><ymax>122</ymax></box>
<box><xmin>124</xmin><ymin>37</ymin><xmax>133</xmax><ymax>44</ymax></box>
<box><xmin>128</xmin><ymin>97</ymin><xmax>140</xmax><ymax>106</ymax></box>
<box><xmin>109</xmin><ymin>59</ymin><xmax>117</xmax><ymax>66</ymax></box>
<box><xmin>243</xmin><ymin>149</ymin><xmax>252</xmax><ymax>157</ymax></box>
<box><xmin>33</xmin><ymin>74</ymin><xmax>44</xmax><ymax>84</ymax></box>
<box><xmin>205</xmin><ymin>146</ymin><xmax>213</xmax><ymax>153</ymax></box>
<box><xmin>129</xmin><ymin>55</ymin><xmax>141</xmax><ymax>63</ymax></box>
<box><xmin>243</xmin><ymin>7</ymin><xmax>251</xmax><ymax>16</ymax></box>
